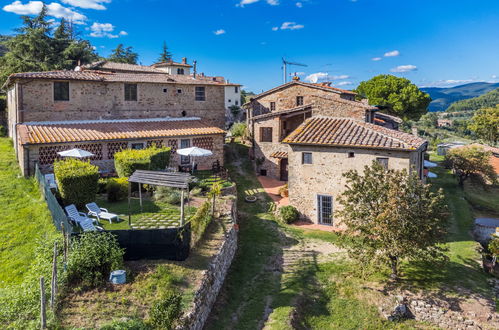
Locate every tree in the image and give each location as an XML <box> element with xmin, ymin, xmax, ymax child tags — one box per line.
<box><xmin>355</xmin><ymin>74</ymin><xmax>431</xmax><ymax>121</ymax></box>
<box><xmin>157</xmin><ymin>41</ymin><xmax>172</xmax><ymax>62</ymax></box>
<box><xmin>468</xmin><ymin>105</ymin><xmax>499</xmax><ymax>145</ymax></box>
<box><xmin>336</xmin><ymin>162</ymin><xmax>448</xmax><ymax>279</ymax></box>
<box><xmin>107</xmin><ymin>44</ymin><xmax>138</xmax><ymax>64</ymax></box>
<box><xmin>445</xmin><ymin>145</ymin><xmax>496</xmax><ymax>187</ymax></box>
<box><xmin>418</xmin><ymin>112</ymin><xmax>438</xmax><ymax>128</ymax></box>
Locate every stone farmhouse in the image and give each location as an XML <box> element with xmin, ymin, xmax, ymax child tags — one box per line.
<box><xmin>246</xmin><ymin>78</ymin><xmax>427</xmax><ymax>226</ymax></box>
<box><xmin>3</xmin><ymin>59</ymin><xmax>239</xmax><ymax>176</ymax></box>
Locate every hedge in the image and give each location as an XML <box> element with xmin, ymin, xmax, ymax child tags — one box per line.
<box><xmin>53</xmin><ymin>158</ymin><xmax>99</xmax><ymax>208</ymax></box>
<box><xmin>107</xmin><ymin>177</ymin><xmax>128</xmax><ymax>202</ymax></box>
<box><xmin>279</xmin><ymin>205</ymin><xmax>299</xmax><ymax>224</ymax></box>
<box><xmin>114</xmin><ymin>146</ymin><xmax>171</xmax><ymax>178</ymax></box>
<box><xmin>189</xmin><ymin>201</ymin><xmax>212</xmax><ymax>246</ymax></box>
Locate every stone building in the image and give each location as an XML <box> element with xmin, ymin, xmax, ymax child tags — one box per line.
<box><xmin>3</xmin><ymin>61</ymin><xmax>236</xmax><ymax>175</ymax></box>
<box><xmin>283</xmin><ymin>116</ymin><xmax>427</xmax><ymax>226</ymax></box>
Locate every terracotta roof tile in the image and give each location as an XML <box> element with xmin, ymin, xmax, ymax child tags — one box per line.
<box><xmin>18</xmin><ymin>118</ymin><xmax>225</xmax><ymax>145</ymax></box>
<box><xmin>282</xmin><ymin>117</ymin><xmax>426</xmax><ymax>151</ymax></box>
<box><xmin>82</xmin><ymin>61</ymin><xmax>165</xmax><ymax>73</ymax></box>
<box><xmin>270</xmin><ymin>151</ymin><xmax>288</xmax><ymax>159</ymax></box>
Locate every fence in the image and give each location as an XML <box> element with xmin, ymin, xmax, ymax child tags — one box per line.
<box><xmin>35</xmin><ymin>164</ymin><xmax>73</xmax><ymax>234</ymax></box>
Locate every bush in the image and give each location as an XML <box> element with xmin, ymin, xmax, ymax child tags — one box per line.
<box><xmin>53</xmin><ymin>158</ymin><xmax>99</xmax><ymax>208</ymax></box>
<box><xmin>101</xmin><ymin>319</ymin><xmax>151</xmax><ymax>330</ymax></box>
<box><xmin>114</xmin><ymin>146</ymin><xmax>171</xmax><ymax>178</ymax></box>
<box><xmin>279</xmin><ymin>205</ymin><xmax>299</xmax><ymax>224</ymax></box>
<box><xmin>189</xmin><ymin>201</ymin><xmax>212</xmax><ymax>245</ymax></box>
<box><xmin>278</xmin><ymin>184</ymin><xmax>289</xmax><ymax>197</ymax></box>
<box><xmin>154</xmin><ymin>186</ymin><xmax>182</xmax><ymax>205</ymax></box>
<box><xmin>190</xmin><ymin>187</ymin><xmax>203</xmax><ymax>196</ymax></box>
<box><xmin>148</xmin><ymin>291</ymin><xmax>182</xmax><ymax>330</ymax></box>
<box><xmin>230</xmin><ymin>122</ymin><xmax>247</xmax><ymax>137</ymax></box>
<box><xmin>66</xmin><ymin>232</ymin><xmax>124</xmax><ymax>289</ymax></box>
<box><xmin>98</xmin><ymin>178</ymin><xmax>108</xmax><ymax>194</ymax></box>
<box><xmin>107</xmin><ymin>177</ymin><xmax>129</xmax><ymax>202</ymax></box>
<box><xmin>0</xmin><ymin>125</ymin><xmax>6</xmax><ymax>137</ymax></box>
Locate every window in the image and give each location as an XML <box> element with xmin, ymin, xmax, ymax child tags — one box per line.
<box><xmin>296</xmin><ymin>96</ymin><xmax>304</xmax><ymax>106</ymax></box>
<box><xmin>376</xmin><ymin>157</ymin><xmax>389</xmax><ymax>169</ymax></box>
<box><xmin>177</xmin><ymin>68</ymin><xmax>184</xmax><ymax>75</ymax></box>
<box><xmin>131</xmin><ymin>143</ymin><xmax>144</xmax><ymax>150</ymax></box>
<box><xmin>177</xmin><ymin>89</ymin><xmax>182</xmax><ymax>94</ymax></box>
<box><xmin>163</xmin><ymin>88</ymin><xmax>168</xmax><ymax>93</ymax></box>
<box><xmin>348</xmin><ymin>152</ymin><xmax>355</xmax><ymax>158</ymax></box>
<box><xmin>195</xmin><ymin>86</ymin><xmax>206</xmax><ymax>101</ymax></box>
<box><xmin>270</xmin><ymin>102</ymin><xmax>276</xmax><ymax>111</ymax></box>
<box><xmin>54</xmin><ymin>82</ymin><xmax>69</xmax><ymax>101</ymax></box>
<box><xmin>317</xmin><ymin>195</ymin><xmax>333</xmax><ymax>225</ymax></box>
<box><xmin>235</xmin><ymin>100</ymin><xmax>239</xmax><ymax>105</ymax></box>
<box><xmin>124</xmin><ymin>84</ymin><xmax>137</xmax><ymax>101</ymax></box>
<box><xmin>302</xmin><ymin>152</ymin><xmax>313</xmax><ymax>164</ymax></box>
<box><xmin>228</xmin><ymin>99</ymin><xmax>232</xmax><ymax>103</ymax></box>
<box><xmin>180</xmin><ymin>139</ymin><xmax>190</xmax><ymax>164</ymax></box>
<box><xmin>181</xmin><ymin>110</ymin><xmax>187</xmax><ymax>117</ymax></box>
<box><xmin>260</xmin><ymin>127</ymin><xmax>273</xmax><ymax>142</ymax></box>
<box><xmin>235</xmin><ymin>86</ymin><xmax>239</xmax><ymax>93</ymax></box>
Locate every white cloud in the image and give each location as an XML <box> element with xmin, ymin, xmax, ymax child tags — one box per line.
<box><xmin>390</xmin><ymin>64</ymin><xmax>417</xmax><ymax>73</ymax></box>
<box><xmin>267</xmin><ymin>0</ymin><xmax>279</xmax><ymax>5</ymax></box>
<box><xmin>384</xmin><ymin>50</ymin><xmax>400</xmax><ymax>57</ymax></box>
<box><xmin>271</xmin><ymin>26</ymin><xmax>279</xmax><ymax>31</ymax></box>
<box><xmin>61</xmin><ymin>0</ymin><xmax>111</xmax><ymax>10</ymax></box>
<box><xmin>330</xmin><ymin>74</ymin><xmax>350</xmax><ymax>80</ymax></box>
<box><xmin>372</xmin><ymin>57</ymin><xmax>382</xmax><ymax>61</ymax></box>
<box><xmin>419</xmin><ymin>79</ymin><xmax>475</xmax><ymax>87</ymax></box>
<box><xmin>3</xmin><ymin>1</ymin><xmax>87</xmax><ymax>24</ymax></box>
<box><xmin>238</xmin><ymin>0</ymin><xmax>259</xmax><ymax>6</ymax></box>
<box><xmin>214</xmin><ymin>29</ymin><xmax>226</xmax><ymax>35</ymax></box>
<box><xmin>296</xmin><ymin>2</ymin><xmax>303</xmax><ymax>7</ymax></box>
<box><xmin>336</xmin><ymin>81</ymin><xmax>353</xmax><ymax>86</ymax></box>
<box><xmin>280</xmin><ymin>22</ymin><xmax>304</xmax><ymax>30</ymax></box>
<box><xmin>305</xmin><ymin>72</ymin><xmax>350</xmax><ymax>83</ymax></box>
<box><xmin>492</xmin><ymin>74</ymin><xmax>497</xmax><ymax>79</ymax></box>
<box><xmin>89</xmin><ymin>22</ymin><xmax>125</xmax><ymax>38</ymax></box>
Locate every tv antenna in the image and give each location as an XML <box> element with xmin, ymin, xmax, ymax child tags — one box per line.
<box><xmin>282</xmin><ymin>58</ymin><xmax>307</xmax><ymax>83</ymax></box>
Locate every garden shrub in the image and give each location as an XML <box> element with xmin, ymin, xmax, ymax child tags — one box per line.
<box><xmin>190</xmin><ymin>187</ymin><xmax>203</xmax><ymax>196</ymax></box>
<box><xmin>98</xmin><ymin>178</ymin><xmax>108</xmax><ymax>194</ymax></box>
<box><xmin>189</xmin><ymin>201</ymin><xmax>212</xmax><ymax>246</ymax></box>
<box><xmin>0</xmin><ymin>125</ymin><xmax>6</xmax><ymax>137</ymax></box>
<box><xmin>230</xmin><ymin>121</ymin><xmax>247</xmax><ymax>137</ymax></box>
<box><xmin>114</xmin><ymin>146</ymin><xmax>171</xmax><ymax>178</ymax></box>
<box><xmin>100</xmin><ymin>319</ymin><xmax>151</xmax><ymax>330</ymax></box>
<box><xmin>278</xmin><ymin>184</ymin><xmax>289</xmax><ymax>197</ymax></box>
<box><xmin>53</xmin><ymin>158</ymin><xmax>99</xmax><ymax>208</ymax></box>
<box><xmin>279</xmin><ymin>205</ymin><xmax>299</xmax><ymax>224</ymax></box>
<box><xmin>107</xmin><ymin>177</ymin><xmax>129</xmax><ymax>202</ymax></box>
<box><xmin>148</xmin><ymin>291</ymin><xmax>182</xmax><ymax>330</ymax></box>
<box><xmin>154</xmin><ymin>186</ymin><xmax>183</xmax><ymax>205</ymax></box>
<box><xmin>66</xmin><ymin>232</ymin><xmax>124</xmax><ymax>289</ymax></box>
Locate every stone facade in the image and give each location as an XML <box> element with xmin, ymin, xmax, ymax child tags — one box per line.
<box><xmin>23</xmin><ymin>134</ymin><xmax>224</xmax><ymax>176</ymax></box>
<box><xmin>178</xmin><ymin>199</ymin><xmax>238</xmax><ymax>330</ymax></box>
<box><xmin>287</xmin><ymin>145</ymin><xmax>424</xmax><ymax>225</ymax></box>
<box><xmin>10</xmin><ymin>80</ymin><xmax>225</xmax><ymax>129</ymax></box>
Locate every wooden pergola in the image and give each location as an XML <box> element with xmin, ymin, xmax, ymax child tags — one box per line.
<box><xmin>127</xmin><ymin>170</ymin><xmax>192</xmax><ymax>226</ymax></box>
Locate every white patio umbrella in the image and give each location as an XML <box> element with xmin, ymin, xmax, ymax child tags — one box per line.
<box><xmin>424</xmin><ymin>160</ymin><xmax>438</xmax><ymax>168</ymax></box>
<box><xmin>57</xmin><ymin>148</ymin><xmax>94</xmax><ymax>158</ymax></box>
<box><xmin>176</xmin><ymin>146</ymin><xmax>213</xmax><ymax>171</ymax></box>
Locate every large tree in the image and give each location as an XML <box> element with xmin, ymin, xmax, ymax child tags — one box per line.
<box><xmin>355</xmin><ymin>74</ymin><xmax>431</xmax><ymax>121</ymax></box>
<box><xmin>108</xmin><ymin>44</ymin><xmax>138</xmax><ymax>64</ymax></box>
<box><xmin>468</xmin><ymin>105</ymin><xmax>499</xmax><ymax>145</ymax></box>
<box><xmin>157</xmin><ymin>41</ymin><xmax>172</xmax><ymax>62</ymax></box>
<box><xmin>336</xmin><ymin>162</ymin><xmax>448</xmax><ymax>279</ymax></box>
<box><xmin>445</xmin><ymin>145</ymin><xmax>496</xmax><ymax>187</ymax></box>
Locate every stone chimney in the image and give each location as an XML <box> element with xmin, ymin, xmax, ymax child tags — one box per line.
<box><xmin>182</xmin><ymin>57</ymin><xmax>187</xmax><ymax>64</ymax></box>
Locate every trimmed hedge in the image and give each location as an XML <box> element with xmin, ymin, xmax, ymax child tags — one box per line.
<box><xmin>114</xmin><ymin>146</ymin><xmax>171</xmax><ymax>178</ymax></box>
<box><xmin>53</xmin><ymin>158</ymin><xmax>99</xmax><ymax>208</ymax></box>
<box><xmin>107</xmin><ymin>177</ymin><xmax>128</xmax><ymax>202</ymax></box>
<box><xmin>279</xmin><ymin>205</ymin><xmax>299</xmax><ymax>224</ymax></box>
<box><xmin>189</xmin><ymin>201</ymin><xmax>212</xmax><ymax>246</ymax></box>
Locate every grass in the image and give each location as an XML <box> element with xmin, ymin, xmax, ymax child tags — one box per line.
<box><xmin>88</xmin><ymin>196</ymin><xmax>196</xmax><ymax>230</ymax></box>
<box><xmin>463</xmin><ymin>180</ymin><xmax>499</xmax><ymax>216</ymax></box>
<box><xmin>0</xmin><ymin>137</ymin><xmax>57</xmax><ymax>286</ymax></box>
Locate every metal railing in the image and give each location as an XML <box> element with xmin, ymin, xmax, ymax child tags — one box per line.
<box><xmin>35</xmin><ymin>164</ymin><xmax>73</xmax><ymax>234</ymax></box>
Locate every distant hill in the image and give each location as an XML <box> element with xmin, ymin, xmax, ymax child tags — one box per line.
<box><xmin>421</xmin><ymin>82</ymin><xmax>499</xmax><ymax>112</ymax></box>
<box><xmin>446</xmin><ymin>87</ymin><xmax>499</xmax><ymax>112</ymax></box>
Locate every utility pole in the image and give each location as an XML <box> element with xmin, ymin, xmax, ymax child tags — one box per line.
<box><xmin>282</xmin><ymin>58</ymin><xmax>307</xmax><ymax>83</ymax></box>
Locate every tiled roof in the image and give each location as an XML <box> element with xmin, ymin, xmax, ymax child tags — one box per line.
<box><xmin>374</xmin><ymin>112</ymin><xmax>403</xmax><ymax>124</ymax></box>
<box><xmin>82</xmin><ymin>61</ymin><xmax>165</xmax><ymax>73</ymax></box>
<box><xmin>18</xmin><ymin>118</ymin><xmax>225</xmax><ymax>145</ymax></box>
<box><xmin>283</xmin><ymin>117</ymin><xmax>426</xmax><ymax>151</ymax></box>
<box><xmin>152</xmin><ymin>61</ymin><xmax>193</xmax><ymax>68</ymax></box>
<box><xmin>270</xmin><ymin>151</ymin><xmax>288</xmax><ymax>159</ymax></box>
<box><xmin>4</xmin><ymin>70</ymin><xmax>232</xmax><ymax>88</ymax></box>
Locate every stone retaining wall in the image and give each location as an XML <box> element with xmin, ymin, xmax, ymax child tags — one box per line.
<box><xmin>177</xmin><ymin>200</ymin><xmax>238</xmax><ymax>330</ymax></box>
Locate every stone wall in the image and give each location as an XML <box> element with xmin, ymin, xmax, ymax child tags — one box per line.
<box><xmin>287</xmin><ymin>145</ymin><xmax>420</xmax><ymax>225</ymax></box>
<box><xmin>178</xmin><ymin>199</ymin><xmax>238</xmax><ymax>330</ymax></box>
<box><xmin>15</xmin><ymin>80</ymin><xmax>226</xmax><ymax>128</ymax></box>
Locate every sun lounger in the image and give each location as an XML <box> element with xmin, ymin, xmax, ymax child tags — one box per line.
<box><xmin>65</xmin><ymin>204</ymin><xmax>102</xmax><ymax>232</ymax></box>
<box><xmin>86</xmin><ymin>202</ymin><xmax>119</xmax><ymax>224</ymax></box>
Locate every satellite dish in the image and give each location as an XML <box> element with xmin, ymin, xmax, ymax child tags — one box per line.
<box><xmin>74</xmin><ymin>66</ymin><xmax>81</xmax><ymax>72</ymax></box>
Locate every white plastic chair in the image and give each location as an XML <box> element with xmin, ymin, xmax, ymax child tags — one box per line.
<box><xmin>86</xmin><ymin>202</ymin><xmax>119</xmax><ymax>224</ymax></box>
<box><xmin>65</xmin><ymin>204</ymin><xmax>101</xmax><ymax>232</ymax></box>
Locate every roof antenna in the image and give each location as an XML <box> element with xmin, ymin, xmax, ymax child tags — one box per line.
<box><xmin>193</xmin><ymin>60</ymin><xmax>197</xmax><ymax>78</ymax></box>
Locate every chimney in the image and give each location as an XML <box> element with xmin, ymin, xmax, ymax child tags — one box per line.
<box><xmin>193</xmin><ymin>60</ymin><xmax>197</xmax><ymax>78</ymax></box>
<box><xmin>320</xmin><ymin>82</ymin><xmax>332</xmax><ymax>87</ymax></box>
<box><xmin>182</xmin><ymin>57</ymin><xmax>187</xmax><ymax>64</ymax></box>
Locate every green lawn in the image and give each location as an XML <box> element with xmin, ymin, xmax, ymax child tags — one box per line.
<box><xmin>0</xmin><ymin>137</ymin><xmax>57</xmax><ymax>286</ymax></box>
<box><xmin>87</xmin><ymin>196</ymin><xmax>196</xmax><ymax>230</ymax></box>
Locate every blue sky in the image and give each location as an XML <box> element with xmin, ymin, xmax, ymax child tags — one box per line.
<box><xmin>1</xmin><ymin>0</ymin><xmax>499</xmax><ymax>92</ymax></box>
